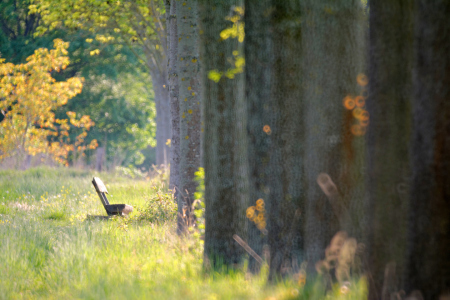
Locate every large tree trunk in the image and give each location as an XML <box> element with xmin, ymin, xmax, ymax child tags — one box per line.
<box><xmin>301</xmin><ymin>0</ymin><xmax>366</xmax><ymax>275</ymax></box>
<box><xmin>266</xmin><ymin>1</ymin><xmax>304</xmax><ymax>280</ymax></box>
<box><xmin>366</xmin><ymin>1</ymin><xmax>414</xmax><ymax>298</ymax></box>
<box><xmin>177</xmin><ymin>0</ymin><xmax>202</xmax><ymax>234</ymax></box>
<box><xmin>166</xmin><ymin>0</ymin><xmax>181</xmax><ymax>202</ymax></box>
<box><xmin>199</xmin><ymin>0</ymin><xmax>248</xmax><ymax>268</ymax></box>
<box><xmin>406</xmin><ymin>1</ymin><xmax>450</xmax><ymax>298</ymax></box>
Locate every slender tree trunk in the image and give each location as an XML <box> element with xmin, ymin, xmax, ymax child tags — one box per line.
<box><xmin>166</xmin><ymin>0</ymin><xmax>180</xmax><ymax>202</ymax></box>
<box><xmin>162</xmin><ymin>91</ymin><xmax>170</xmax><ymax>167</ymax></box>
<box><xmin>199</xmin><ymin>0</ymin><xmax>248</xmax><ymax>268</ymax></box>
<box><xmin>177</xmin><ymin>0</ymin><xmax>202</xmax><ymax>233</ymax></box>
<box><xmin>152</xmin><ymin>70</ymin><xmax>171</xmax><ymax>167</ymax></box>
<box><xmin>366</xmin><ymin>2</ymin><xmax>414</xmax><ymax>298</ymax></box>
<box><xmin>22</xmin><ymin>154</ymin><xmax>32</xmax><ymax>170</ymax></box>
<box><xmin>406</xmin><ymin>1</ymin><xmax>450</xmax><ymax>298</ymax></box>
<box><xmin>95</xmin><ymin>146</ymin><xmax>105</xmax><ymax>172</ymax></box>
<box><xmin>301</xmin><ymin>0</ymin><xmax>365</xmax><ymax>275</ymax></box>
<box><xmin>153</xmin><ymin>77</ymin><xmax>165</xmax><ymax>166</ymax></box>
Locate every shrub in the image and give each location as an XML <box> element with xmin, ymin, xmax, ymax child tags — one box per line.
<box><xmin>132</xmin><ymin>187</ymin><xmax>176</xmax><ymax>224</ymax></box>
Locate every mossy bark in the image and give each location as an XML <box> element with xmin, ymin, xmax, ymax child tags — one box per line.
<box><xmin>177</xmin><ymin>0</ymin><xmax>202</xmax><ymax>233</ymax></box>
<box><xmin>165</xmin><ymin>0</ymin><xmax>181</xmax><ymax>205</ymax></box>
<box><xmin>199</xmin><ymin>0</ymin><xmax>248</xmax><ymax>267</ymax></box>
<box><xmin>265</xmin><ymin>1</ymin><xmax>304</xmax><ymax>280</ymax></box>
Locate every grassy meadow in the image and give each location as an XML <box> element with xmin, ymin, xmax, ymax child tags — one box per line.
<box><xmin>0</xmin><ymin>167</ymin><xmax>366</xmax><ymax>299</ymax></box>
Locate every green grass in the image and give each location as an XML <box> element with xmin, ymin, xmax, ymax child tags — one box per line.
<box><xmin>0</xmin><ymin>167</ymin><xmax>367</xmax><ymax>299</ymax></box>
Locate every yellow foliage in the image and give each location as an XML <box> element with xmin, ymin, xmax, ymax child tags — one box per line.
<box><xmin>342</xmin><ymin>74</ymin><xmax>370</xmax><ymax>136</ymax></box>
<box><xmin>208</xmin><ymin>70</ymin><xmax>222</xmax><ymax>83</ymax></box>
<box><xmin>246</xmin><ymin>198</ymin><xmax>267</xmax><ymax>232</ymax></box>
<box><xmin>90</xmin><ymin>49</ymin><xmax>100</xmax><ymax>56</ymax></box>
<box><xmin>0</xmin><ymin>39</ymin><xmax>97</xmax><ymax>165</ymax></box>
<box><xmin>222</xmin><ymin>7</ymin><xmax>245</xmax><ymax>43</ymax></box>
<box><xmin>209</xmin><ymin>7</ymin><xmax>245</xmax><ymax>83</ymax></box>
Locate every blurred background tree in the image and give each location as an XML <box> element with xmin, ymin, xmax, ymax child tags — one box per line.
<box><xmin>31</xmin><ymin>0</ymin><xmax>170</xmax><ymax>168</ymax></box>
<box><xmin>0</xmin><ymin>0</ymin><xmax>156</xmax><ymax>171</ymax></box>
<box><xmin>0</xmin><ymin>39</ymin><xmax>94</xmax><ymax>168</ymax></box>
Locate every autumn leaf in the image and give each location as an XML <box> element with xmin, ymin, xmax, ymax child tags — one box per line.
<box><xmin>0</xmin><ymin>39</ymin><xmax>97</xmax><ymax>165</ymax></box>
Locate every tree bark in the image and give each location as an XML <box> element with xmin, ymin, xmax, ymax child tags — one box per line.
<box><xmin>266</xmin><ymin>1</ymin><xmax>304</xmax><ymax>280</ymax></box>
<box><xmin>406</xmin><ymin>1</ymin><xmax>450</xmax><ymax>298</ymax></box>
<box><xmin>244</xmin><ymin>0</ymin><xmax>272</xmax><ymax>273</ymax></box>
<box><xmin>152</xmin><ymin>70</ymin><xmax>171</xmax><ymax>167</ymax></box>
<box><xmin>301</xmin><ymin>0</ymin><xmax>366</xmax><ymax>275</ymax></box>
<box><xmin>95</xmin><ymin>146</ymin><xmax>105</xmax><ymax>172</ymax></box>
<box><xmin>366</xmin><ymin>1</ymin><xmax>414</xmax><ymax>298</ymax></box>
<box><xmin>166</xmin><ymin>0</ymin><xmax>181</xmax><ymax>202</ymax></box>
<box><xmin>177</xmin><ymin>0</ymin><xmax>202</xmax><ymax>234</ymax></box>
<box><xmin>199</xmin><ymin>0</ymin><xmax>248</xmax><ymax>268</ymax></box>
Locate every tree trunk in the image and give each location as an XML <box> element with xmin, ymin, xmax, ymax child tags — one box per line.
<box><xmin>266</xmin><ymin>1</ymin><xmax>305</xmax><ymax>280</ymax></box>
<box><xmin>199</xmin><ymin>0</ymin><xmax>248</xmax><ymax>268</ymax></box>
<box><xmin>366</xmin><ymin>1</ymin><xmax>414</xmax><ymax>298</ymax></box>
<box><xmin>301</xmin><ymin>0</ymin><xmax>366</xmax><ymax>275</ymax></box>
<box><xmin>406</xmin><ymin>1</ymin><xmax>450</xmax><ymax>298</ymax></box>
<box><xmin>22</xmin><ymin>154</ymin><xmax>32</xmax><ymax>170</ymax></box>
<box><xmin>166</xmin><ymin>0</ymin><xmax>181</xmax><ymax>202</ymax></box>
<box><xmin>244</xmin><ymin>0</ymin><xmax>272</xmax><ymax>273</ymax></box>
<box><xmin>177</xmin><ymin>0</ymin><xmax>202</xmax><ymax>234</ymax></box>
<box><xmin>95</xmin><ymin>146</ymin><xmax>105</xmax><ymax>172</ymax></box>
<box><xmin>152</xmin><ymin>70</ymin><xmax>171</xmax><ymax>167</ymax></box>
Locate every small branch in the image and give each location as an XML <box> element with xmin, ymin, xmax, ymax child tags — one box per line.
<box><xmin>233</xmin><ymin>234</ymin><xmax>263</xmax><ymax>265</ymax></box>
<box><xmin>316</xmin><ymin>172</ymin><xmax>350</xmax><ymax>229</ymax></box>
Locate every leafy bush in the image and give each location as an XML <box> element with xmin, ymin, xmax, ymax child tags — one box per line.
<box><xmin>132</xmin><ymin>187</ymin><xmax>176</xmax><ymax>224</ymax></box>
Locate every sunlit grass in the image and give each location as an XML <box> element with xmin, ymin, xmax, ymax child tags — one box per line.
<box><xmin>0</xmin><ymin>167</ymin><xmax>367</xmax><ymax>299</ymax></box>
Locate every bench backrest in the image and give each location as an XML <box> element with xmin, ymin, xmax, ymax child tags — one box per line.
<box><xmin>92</xmin><ymin>177</ymin><xmax>110</xmax><ymax>207</ymax></box>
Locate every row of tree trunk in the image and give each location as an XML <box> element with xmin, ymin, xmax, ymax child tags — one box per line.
<box><xmin>169</xmin><ymin>0</ymin><xmax>449</xmax><ymax>299</ymax></box>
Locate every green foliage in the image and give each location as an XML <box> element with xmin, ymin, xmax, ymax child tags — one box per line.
<box><xmin>32</xmin><ymin>0</ymin><xmax>166</xmax><ymax>71</ymax></box>
<box><xmin>0</xmin><ymin>0</ymin><xmax>44</xmax><ymax>63</ymax></box>
<box><xmin>57</xmin><ymin>68</ymin><xmax>156</xmax><ymax>169</ymax></box>
<box><xmin>115</xmin><ymin>165</ymin><xmax>148</xmax><ymax>179</ymax></box>
<box><xmin>207</xmin><ymin>7</ymin><xmax>245</xmax><ymax>83</ymax></box>
<box><xmin>193</xmin><ymin>167</ymin><xmax>205</xmax><ymax>201</ymax></box>
<box><xmin>192</xmin><ymin>167</ymin><xmax>205</xmax><ymax>235</ymax></box>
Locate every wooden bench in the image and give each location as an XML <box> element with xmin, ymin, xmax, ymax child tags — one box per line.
<box><xmin>91</xmin><ymin>177</ymin><xmax>133</xmax><ymax>217</ymax></box>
